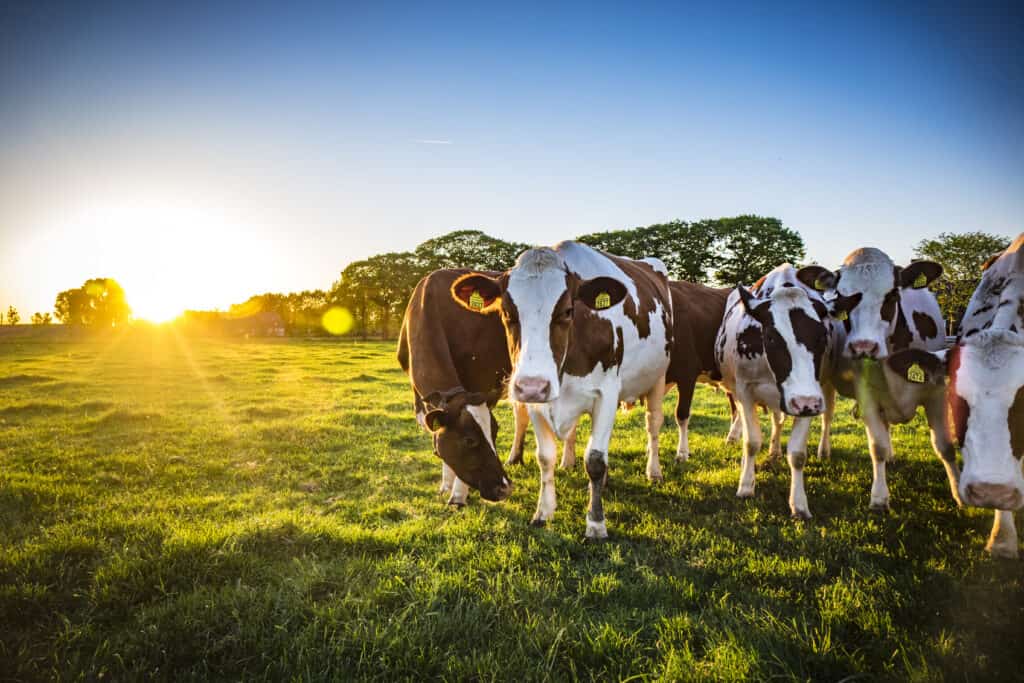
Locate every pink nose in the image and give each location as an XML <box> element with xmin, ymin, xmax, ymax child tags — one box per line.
<box><xmin>788</xmin><ymin>395</ymin><xmax>823</xmax><ymax>416</ymax></box>
<box><xmin>848</xmin><ymin>340</ymin><xmax>880</xmax><ymax>359</ymax></box>
<box><xmin>514</xmin><ymin>377</ymin><xmax>551</xmax><ymax>402</ymax></box>
<box><xmin>964</xmin><ymin>483</ymin><xmax>1024</xmax><ymax>510</ymax></box>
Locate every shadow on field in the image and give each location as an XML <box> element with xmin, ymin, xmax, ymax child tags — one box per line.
<box><xmin>0</xmin><ymin>374</ymin><xmax>57</xmax><ymax>387</ymax></box>
<box><xmin>0</xmin><ymin>400</ymin><xmax>116</xmax><ymax>421</ymax></box>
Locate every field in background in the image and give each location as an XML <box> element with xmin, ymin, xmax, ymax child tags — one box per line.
<box><xmin>1</xmin><ymin>334</ymin><xmax>1021</xmax><ymax>680</ymax></box>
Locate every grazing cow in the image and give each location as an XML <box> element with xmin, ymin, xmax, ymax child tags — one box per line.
<box><xmin>888</xmin><ymin>233</ymin><xmax>1024</xmax><ymax>557</ymax></box>
<box><xmin>715</xmin><ymin>265</ymin><xmax>832</xmax><ymax>518</ymax></box>
<box><xmin>797</xmin><ymin>248</ymin><xmax>962</xmax><ymax>512</ymax></box>
<box><xmin>450</xmin><ymin>242</ymin><xmax>673</xmax><ymax>538</ymax></box>
<box><xmin>397</xmin><ymin>269</ymin><xmax>525</xmax><ymax>505</ymax></box>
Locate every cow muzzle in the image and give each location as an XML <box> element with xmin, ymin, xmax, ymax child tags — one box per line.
<box><xmin>513</xmin><ymin>376</ymin><xmax>554</xmax><ymax>403</ymax></box>
<box><xmin>481</xmin><ymin>477</ymin><xmax>514</xmax><ymax>503</ymax></box>
<box><xmin>847</xmin><ymin>339</ymin><xmax>882</xmax><ymax>359</ymax></box>
<box><xmin>961</xmin><ymin>481</ymin><xmax>1024</xmax><ymax>510</ymax></box>
<box><xmin>787</xmin><ymin>395</ymin><xmax>823</xmax><ymax>417</ymax></box>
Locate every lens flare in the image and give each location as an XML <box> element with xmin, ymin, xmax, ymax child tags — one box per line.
<box><xmin>322</xmin><ymin>306</ymin><xmax>354</xmax><ymax>335</ymax></box>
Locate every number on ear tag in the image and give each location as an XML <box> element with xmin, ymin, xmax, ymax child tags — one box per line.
<box><xmin>468</xmin><ymin>291</ymin><xmax>485</xmax><ymax>310</ymax></box>
<box><xmin>595</xmin><ymin>292</ymin><xmax>611</xmax><ymax>309</ymax></box>
<box><xmin>835</xmin><ymin>310</ymin><xmax>848</xmax><ymax>321</ymax></box>
<box><xmin>907</xmin><ymin>362</ymin><xmax>926</xmax><ymax>383</ymax></box>
<box><xmin>913</xmin><ymin>273</ymin><xmax>928</xmax><ymax>289</ymax></box>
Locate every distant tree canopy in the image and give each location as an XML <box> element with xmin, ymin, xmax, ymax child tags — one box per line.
<box><xmin>6</xmin><ymin>306</ymin><xmax>20</xmax><ymax>325</ymax></box>
<box><xmin>414</xmin><ymin>229</ymin><xmax>530</xmax><ymax>272</ymax></box>
<box><xmin>914</xmin><ymin>230</ymin><xmax>1012</xmax><ymax>330</ymax></box>
<box><xmin>31</xmin><ymin>312</ymin><xmax>53</xmax><ymax>325</ymax></box>
<box><xmin>54</xmin><ymin>278</ymin><xmax>131</xmax><ymax>327</ymax></box>
<box><xmin>577</xmin><ymin>215</ymin><xmax>805</xmax><ymax>285</ymax></box>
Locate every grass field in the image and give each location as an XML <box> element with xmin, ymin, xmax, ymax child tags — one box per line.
<box><xmin>1</xmin><ymin>333</ymin><xmax>1022</xmax><ymax>681</ymax></box>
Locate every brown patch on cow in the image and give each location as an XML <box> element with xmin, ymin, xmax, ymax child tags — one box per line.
<box><xmin>562</xmin><ymin>306</ymin><xmax>619</xmax><ymax>377</ymax></box>
<box><xmin>751</xmin><ymin>274</ymin><xmax>768</xmax><ymax>293</ymax></box>
<box><xmin>547</xmin><ymin>287</ymin><xmax>575</xmax><ymax>374</ymax></box>
<box><xmin>1010</xmin><ymin>386</ymin><xmax>1024</xmax><ymax>459</ymax></box>
<box><xmin>912</xmin><ymin>311</ymin><xmax>939</xmax><ymax>340</ymax></box>
<box><xmin>605</xmin><ymin>253</ymin><xmax>671</xmax><ymax>341</ymax></box>
<box><xmin>737</xmin><ymin>324</ymin><xmax>763</xmax><ymax>359</ymax></box>
<box><xmin>947</xmin><ymin>346</ymin><xmax>970</xmax><ymax>446</ymax></box>
<box><xmin>888</xmin><ymin>307</ymin><xmax>914</xmax><ymax>351</ymax></box>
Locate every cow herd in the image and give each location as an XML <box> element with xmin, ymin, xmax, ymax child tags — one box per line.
<box><xmin>397</xmin><ymin>234</ymin><xmax>1024</xmax><ymax>558</ymax></box>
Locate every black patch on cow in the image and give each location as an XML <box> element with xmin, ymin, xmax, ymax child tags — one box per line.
<box><xmin>880</xmin><ymin>290</ymin><xmax>899</xmax><ymax>322</ymax></box>
<box><xmin>912</xmin><ymin>311</ymin><xmax>939</xmax><ymax>340</ymax></box>
<box><xmin>760</xmin><ymin>320</ymin><xmax>794</xmax><ymax>390</ymax></box>
<box><xmin>971</xmin><ymin>303</ymin><xmax>995</xmax><ymax>317</ymax></box>
<box><xmin>811</xmin><ymin>299</ymin><xmax>828</xmax><ymax>320</ymax></box>
<box><xmin>888</xmin><ymin>305</ymin><xmax>914</xmax><ymax>351</ymax></box>
<box><xmin>831</xmin><ymin>292</ymin><xmax>862</xmax><ymax>318</ymax></box>
<box><xmin>790</xmin><ymin>308</ymin><xmax>828</xmax><ymax>377</ymax></box>
<box><xmin>1010</xmin><ymin>387</ymin><xmax>1024</xmax><ymax>459</ymax></box>
<box><xmin>736</xmin><ymin>325</ymin><xmax>763</xmax><ymax>359</ymax></box>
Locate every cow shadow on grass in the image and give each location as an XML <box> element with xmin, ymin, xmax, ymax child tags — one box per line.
<box><xmin>0</xmin><ymin>400</ymin><xmax>117</xmax><ymax>422</ymax></box>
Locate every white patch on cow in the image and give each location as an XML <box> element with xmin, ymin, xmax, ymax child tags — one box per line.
<box><xmin>506</xmin><ymin>248</ymin><xmax>570</xmax><ymax>401</ymax></box>
<box><xmin>440</xmin><ymin>462</ymin><xmax>455</xmax><ymax>494</ymax></box>
<box><xmin>954</xmin><ymin>331</ymin><xmax>1024</xmax><ymax>508</ymax></box>
<box><xmin>834</xmin><ymin>249</ymin><xmax>896</xmax><ymax>355</ymax></box>
<box><xmin>465</xmin><ymin>403</ymin><xmax>497</xmax><ymax>457</ymax></box>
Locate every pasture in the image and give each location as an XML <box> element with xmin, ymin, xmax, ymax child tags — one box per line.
<box><xmin>0</xmin><ymin>333</ymin><xmax>1021</xmax><ymax>681</ymax></box>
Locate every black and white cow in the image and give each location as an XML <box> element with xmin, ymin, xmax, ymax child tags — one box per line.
<box><xmin>797</xmin><ymin>248</ymin><xmax>962</xmax><ymax>512</ymax></box>
<box><xmin>715</xmin><ymin>265</ymin><xmax>832</xmax><ymax>518</ymax></box>
<box><xmin>889</xmin><ymin>233</ymin><xmax>1024</xmax><ymax>557</ymax></box>
<box><xmin>450</xmin><ymin>242</ymin><xmax>673</xmax><ymax>539</ymax></box>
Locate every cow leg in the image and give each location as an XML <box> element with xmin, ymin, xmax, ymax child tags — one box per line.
<box><xmin>584</xmin><ymin>396</ymin><xmax>619</xmax><ymax>540</ymax></box>
<box><xmin>767</xmin><ymin>409</ymin><xmax>784</xmax><ymax>462</ymax></box>
<box><xmin>506</xmin><ymin>400</ymin><xmax>529</xmax><ymax>466</ymax></box>
<box><xmin>674</xmin><ymin>377</ymin><xmax>697</xmax><ymax>462</ymax></box>
<box><xmin>559</xmin><ymin>418</ymin><xmax>578</xmax><ymax>469</ymax></box>
<box><xmin>986</xmin><ymin>510</ymin><xmax>1019</xmax><ymax>559</ymax></box>
<box><xmin>645</xmin><ymin>376</ymin><xmax>667</xmax><ymax>482</ymax></box>
<box><xmin>736</xmin><ymin>395</ymin><xmax>761</xmax><ymax>498</ymax></box>
<box><xmin>862</xmin><ymin>406</ymin><xmax>892</xmax><ymax>512</ymax></box>
<box><xmin>924</xmin><ymin>392</ymin><xmax>964</xmax><ymax>508</ymax></box>
<box><xmin>440</xmin><ymin>462</ymin><xmax>455</xmax><ymax>494</ymax></box>
<box><xmin>787</xmin><ymin>417</ymin><xmax>813</xmax><ymax>520</ymax></box>
<box><xmin>817</xmin><ymin>383</ymin><xmax>834</xmax><ymax>459</ymax></box>
<box><xmin>528</xmin><ymin>408</ymin><xmax>559</xmax><ymax>526</ymax></box>
<box><xmin>726</xmin><ymin>393</ymin><xmax>742</xmax><ymax>444</ymax></box>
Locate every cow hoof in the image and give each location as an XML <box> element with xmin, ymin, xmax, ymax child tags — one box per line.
<box><xmin>736</xmin><ymin>489</ymin><xmax>755</xmax><ymax>499</ymax></box>
<box><xmin>505</xmin><ymin>456</ymin><xmax>523</xmax><ymax>467</ymax></box>
<box><xmin>529</xmin><ymin>517</ymin><xmax>547</xmax><ymax>528</ymax></box>
<box><xmin>816</xmin><ymin>447</ymin><xmax>831</xmax><ymax>459</ymax></box>
<box><xmin>986</xmin><ymin>543</ymin><xmax>1019</xmax><ymax>560</ymax></box>
<box><xmin>869</xmin><ymin>502</ymin><xmax>890</xmax><ymax>514</ymax></box>
<box><xmin>675</xmin><ymin>451</ymin><xmax>689</xmax><ymax>463</ymax></box>
<box><xmin>647</xmin><ymin>473</ymin><xmax>663</xmax><ymax>484</ymax></box>
<box><xmin>446</xmin><ymin>499</ymin><xmax>467</xmax><ymax>509</ymax></box>
<box><xmin>791</xmin><ymin>509</ymin><xmax>812</xmax><ymax>521</ymax></box>
<box><xmin>585</xmin><ymin>519</ymin><xmax>608</xmax><ymax>540</ymax></box>
<box><xmin>559</xmin><ymin>460</ymin><xmax>576</xmax><ymax>470</ymax></box>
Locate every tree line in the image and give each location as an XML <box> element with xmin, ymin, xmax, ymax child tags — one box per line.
<box><xmin>31</xmin><ymin>219</ymin><xmax>1010</xmax><ymax>339</ymax></box>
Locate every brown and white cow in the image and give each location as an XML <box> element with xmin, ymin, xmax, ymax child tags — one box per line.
<box><xmin>797</xmin><ymin>248</ymin><xmax>962</xmax><ymax>512</ymax></box>
<box><xmin>450</xmin><ymin>242</ymin><xmax>673</xmax><ymax>539</ymax></box>
<box><xmin>397</xmin><ymin>269</ymin><xmax>525</xmax><ymax>505</ymax></box>
<box><xmin>715</xmin><ymin>265</ymin><xmax>832</xmax><ymax>518</ymax></box>
<box><xmin>889</xmin><ymin>233</ymin><xmax>1024</xmax><ymax>557</ymax></box>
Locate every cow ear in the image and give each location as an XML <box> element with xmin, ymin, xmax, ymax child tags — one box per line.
<box><xmin>886</xmin><ymin>349</ymin><xmax>947</xmax><ymax>384</ymax></box>
<box><xmin>737</xmin><ymin>286</ymin><xmax>771</xmax><ymax>325</ymax></box>
<box><xmin>424</xmin><ymin>409</ymin><xmax>448</xmax><ymax>432</ymax></box>
<box><xmin>980</xmin><ymin>252</ymin><xmax>1002</xmax><ymax>272</ymax></box>
<box><xmin>900</xmin><ymin>261</ymin><xmax>943</xmax><ymax>289</ymax></box>
<box><xmin>577</xmin><ymin>277</ymin><xmax>628</xmax><ymax>311</ymax></box>
<box><xmin>796</xmin><ymin>265</ymin><xmax>835</xmax><ymax>293</ymax></box>
<box><xmin>451</xmin><ymin>273</ymin><xmax>504</xmax><ymax>313</ymax></box>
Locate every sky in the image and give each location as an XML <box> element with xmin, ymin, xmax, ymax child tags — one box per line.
<box><xmin>1</xmin><ymin>1</ymin><xmax>1022</xmax><ymax>320</ymax></box>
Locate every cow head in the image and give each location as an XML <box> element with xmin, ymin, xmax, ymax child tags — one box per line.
<box><xmin>798</xmin><ymin>249</ymin><xmax>942</xmax><ymax>360</ymax></box>
<box><xmin>737</xmin><ymin>284</ymin><xmax>830</xmax><ymax>416</ymax></box>
<box><xmin>450</xmin><ymin>248</ymin><xmax>628</xmax><ymax>403</ymax></box>
<box><xmin>889</xmin><ymin>332</ymin><xmax>1024</xmax><ymax>510</ymax></box>
<box><xmin>422</xmin><ymin>392</ymin><xmax>512</xmax><ymax>502</ymax></box>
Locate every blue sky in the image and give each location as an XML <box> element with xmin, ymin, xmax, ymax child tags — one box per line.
<box><xmin>1</xmin><ymin>1</ymin><xmax>1021</xmax><ymax>319</ymax></box>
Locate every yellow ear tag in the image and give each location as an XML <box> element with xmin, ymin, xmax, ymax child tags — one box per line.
<box><xmin>594</xmin><ymin>292</ymin><xmax>611</xmax><ymax>309</ymax></box>
<box><xmin>835</xmin><ymin>310</ymin><xmax>848</xmax><ymax>321</ymax></box>
<box><xmin>814</xmin><ymin>279</ymin><xmax>826</xmax><ymax>291</ymax></box>
<box><xmin>907</xmin><ymin>362</ymin><xmax>926</xmax><ymax>383</ymax></box>
<box><xmin>913</xmin><ymin>272</ymin><xmax>928</xmax><ymax>288</ymax></box>
<box><xmin>468</xmin><ymin>291</ymin><xmax>485</xmax><ymax>310</ymax></box>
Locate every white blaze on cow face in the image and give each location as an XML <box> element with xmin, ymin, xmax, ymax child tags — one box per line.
<box><xmin>739</xmin><ymin>283</ymin><xmax>828</xmax><ymax>416</ymax></box>
<box><xmin>833</xmin><ymin>253</ymin><xmax>898</xmax><ymax>359</ymax></box>
<box><xmin>950</xmin><ymin>332</ymin><xmax>1024</xmax><ymax>511</ymax></box>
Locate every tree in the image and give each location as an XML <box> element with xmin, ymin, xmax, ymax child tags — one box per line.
<box><xmin>914</xmin><ymin>231</ymin><xmax>1012</xmax><ymax>333</ymax></box>
<box><xmin>415</xmin><ymin>229</ymin><xmax>529</xmax><ymax>272</ymax></box>
<box><xmin>31</xmin><ymin>312</ymin><xmax>53</xmax><ymax>325</ymax></box>
<box><xmin>712</xmin><ymin>215</ymin><xmax>806</xmax><ymax>285</ymax></box>
<box><xmin>6</xmin><ymin>306</ymin><xmax>20</xmax><ymax>325</ymax></box>
<box><xmin>53</xmin><ymin>278</ymin><xmax>131</xmax><ymax>327</ymax></box>
<box><xmin>577</xmin><ymin>220</ymin><xmax>720</xmax><ymax>281</ymax></box>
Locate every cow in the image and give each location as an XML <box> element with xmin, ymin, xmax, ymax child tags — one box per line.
<box><xmin>887</xmin><ymin>233</ymin><xmax>1024</xmax><ymax>557</ymax></box>
<box><xmin>397</xmin><ymin>269</ymin><xmax>525</xmax><ymax>506</ymax></box>
<box><xmin>797</xmin><ymin>248</ymin><xmax>962</xmax><ymax>512</ymax></box>
<box><xmin>449</xmin><ymin>242</ymin><xmax>673</xmax><ymax>539</ymax></box>
<box><xmin>714</xmin><ymin>265</ymin><xmax>832</xmax><ymax>519</ymax></box>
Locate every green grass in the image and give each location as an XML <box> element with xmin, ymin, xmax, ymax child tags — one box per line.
<box><xmin>0</xmin><ymin>332</ymin><xmax>1021</xmax><ymax>681</ymax></box>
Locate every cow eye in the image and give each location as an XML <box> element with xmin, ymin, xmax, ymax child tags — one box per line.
<box><xmin>562</xmin><ymin>307</ymin><xmax>574</xmax><ymax>320</ymax></box>
<box><xmin>462</xmin><ymin>435</ymin><xmax>479</xmax><ymax>448</ymax></box>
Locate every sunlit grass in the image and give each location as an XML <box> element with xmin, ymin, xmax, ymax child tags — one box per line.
<box><xmin>0</xmin><ymin>333</ymin><xmax>1021</xmax><ymax>680</ymax></box>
